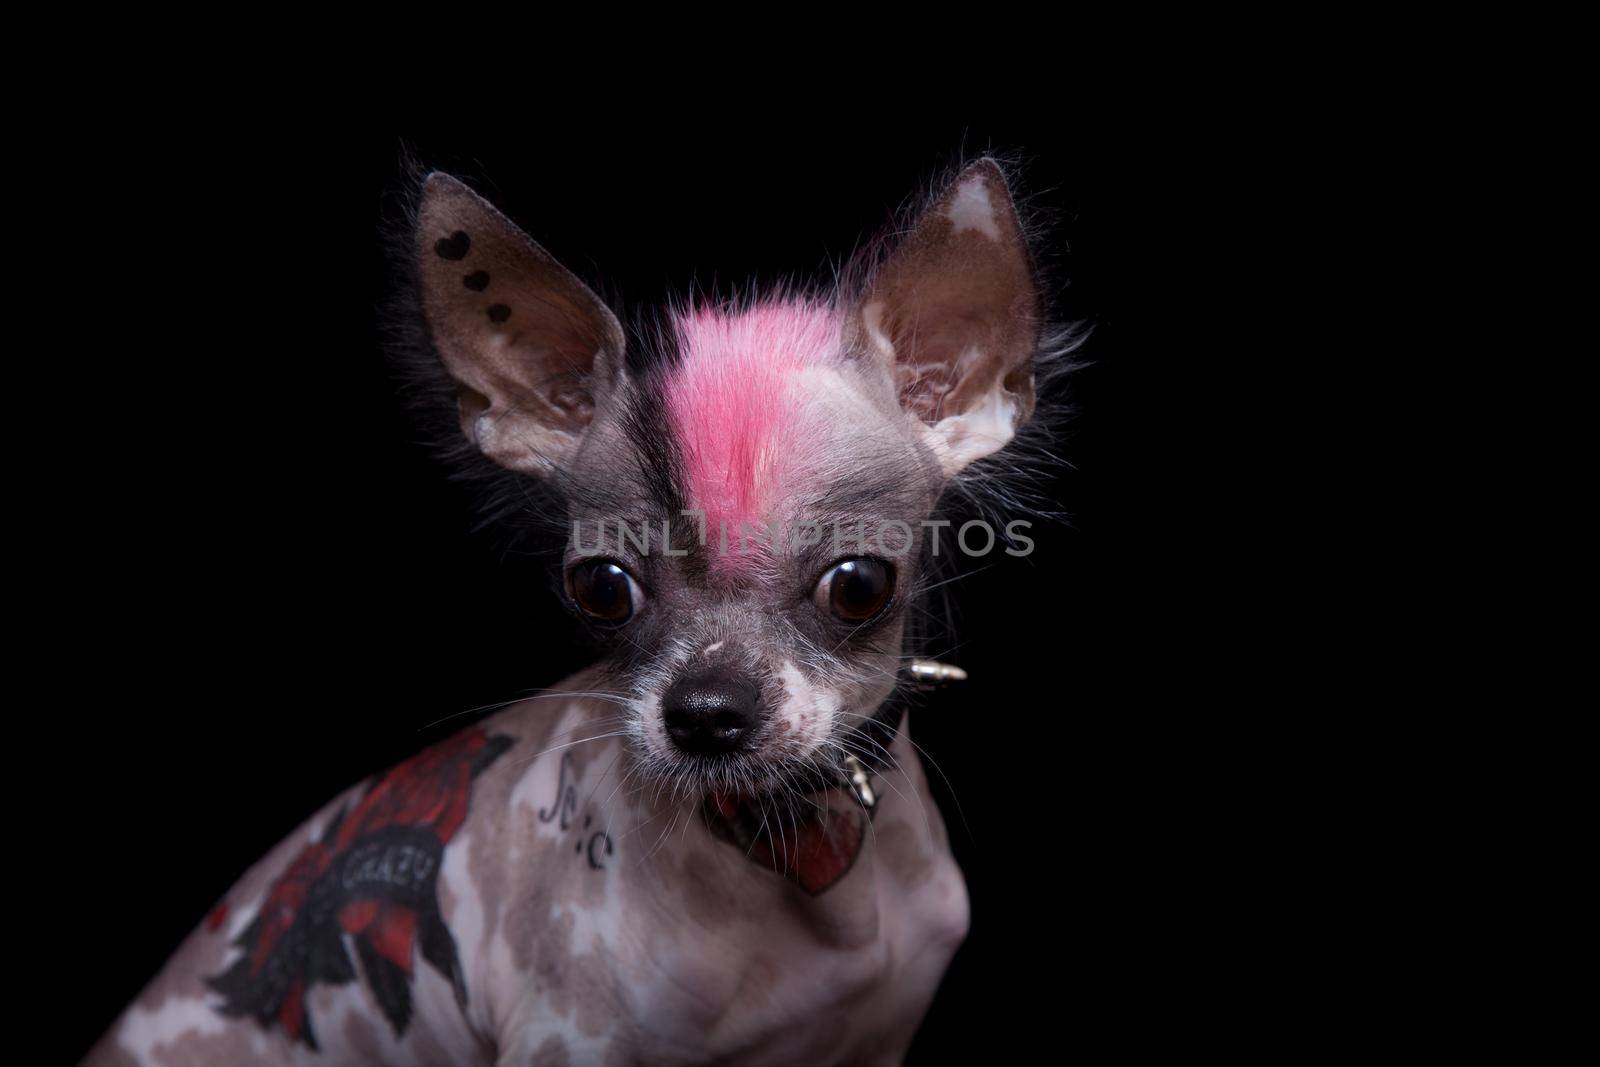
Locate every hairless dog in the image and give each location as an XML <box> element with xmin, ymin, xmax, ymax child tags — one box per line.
<box><xmin>89</xmin><ymin>157</ymin><xmax>1074</xmax><ymax>1066</ymax></box>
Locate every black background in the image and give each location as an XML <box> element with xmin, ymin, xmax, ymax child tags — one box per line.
<box><xmin>59</xmin><ymin>113</ymin><xmax>1267</xmax><ymax>1061</ymax></box>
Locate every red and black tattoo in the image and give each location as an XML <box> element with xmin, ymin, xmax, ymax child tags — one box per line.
<box><xmin>207</xmin><ymin>727</ymin><xmax>513</xmax><ymax>1049</ymax></box>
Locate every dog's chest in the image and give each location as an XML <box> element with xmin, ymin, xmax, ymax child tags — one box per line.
<box><xmin>486</xmin><ymin>750</ymin><xmax>969</xmax><ymax>1065</ymax></box>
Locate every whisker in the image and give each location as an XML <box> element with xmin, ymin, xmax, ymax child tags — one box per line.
<box><xmin>500</xmin><ymin>727</ymin><xmax>628</xmax><ymax>771</ymax></box>
<box><xmin>419</xmin><ymin>687</ymin><xmax>630</xmax><ymax>731</ymax></box>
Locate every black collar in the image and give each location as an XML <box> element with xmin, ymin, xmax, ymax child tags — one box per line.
<box><xmin>776</xmin><ymin>687</ymin><xmax>908</xmax><ymax>802</ymax></box>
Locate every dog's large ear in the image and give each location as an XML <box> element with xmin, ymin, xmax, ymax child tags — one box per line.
<box><xmin>416</xmin><ymin>173</ymin><xmax>625</xmax><ymax>475</ymax></box>
<box><xmin>851</xmin><ymin>159</ymin><xmax>1041</xmax><ymax>477</ymax></box>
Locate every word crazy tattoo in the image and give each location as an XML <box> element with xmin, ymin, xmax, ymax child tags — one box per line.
<box><xmin>206</xmin><ymin>727</ymin><xmax>513</xmax><ymax>1049</ymax></box>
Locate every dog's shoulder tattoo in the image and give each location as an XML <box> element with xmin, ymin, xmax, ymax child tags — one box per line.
<box><xmin>205</xmin><ymin>727</ymin><xmax>513</xmax><ymax>1049</ymax></box>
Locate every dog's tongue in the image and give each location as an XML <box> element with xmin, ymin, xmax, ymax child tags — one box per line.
<box><xmin>704</xmin><ymin>789</ymin><xmax>868</xmax><ymax>896</ymax></box>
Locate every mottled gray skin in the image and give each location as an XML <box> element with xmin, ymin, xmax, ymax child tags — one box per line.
<box><xmin>85</xmin><ymin>680</ymin><xmax>967</xmax><ymax>1066</ymax></box>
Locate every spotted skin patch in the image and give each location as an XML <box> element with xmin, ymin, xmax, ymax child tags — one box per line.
<box><xmin>487</xmin><ymin>304</ymin><xmax>511</xmax><ymax>324</ymax></box>
<box><xmin>463</xmin><ymin>270</ymin><xmax>490</xmax><ymax>291</ymax></box>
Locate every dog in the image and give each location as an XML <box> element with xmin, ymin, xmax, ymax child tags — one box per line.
<box><xmin>88</xmin><ymin>156</ymin><xmax>1067</xmax><ymax>1066</ymax></box>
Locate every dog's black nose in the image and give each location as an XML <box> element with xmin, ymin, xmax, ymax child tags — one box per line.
<box><xmin>661</xmin><ymin>669</ymin><xmax>759</xmax><ymax>756</ymax></box>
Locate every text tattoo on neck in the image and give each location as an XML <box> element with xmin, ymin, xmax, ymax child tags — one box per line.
<box><xmin>538</xmin><ymin>752</ymin><xmax>617</xmax><ymax>871</ymax></box>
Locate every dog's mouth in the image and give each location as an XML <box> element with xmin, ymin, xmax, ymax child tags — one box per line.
<box><xmin>646</xmin><ymin>742</ymin><xmax>836</xmax><ymax>802</ymax></box>
<box><xmin>681</xmin><ymin>727</ymin><xmax>879</xmax><ymax>895</ymax></box>
<box><xmin>640</xmin><ymin>719</ymin><xmax>887</xmax><ymax>817</ymax></box>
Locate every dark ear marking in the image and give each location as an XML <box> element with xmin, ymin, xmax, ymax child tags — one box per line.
<box><xmin>434</xmin><ymin>231</ymin><xmax>471</xmax><ymax>260</ymax></box>
<box><xmin>416</xmin><ymin>171</ymin><xmax>625</xmax><ymax>475</ymax></box>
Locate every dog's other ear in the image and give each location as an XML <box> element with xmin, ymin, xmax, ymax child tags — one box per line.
<box><xmin>416</xmin><ymin>172</ymin><xmax>625</xmax><ymax>475</ymax></box>
<box><xmin>852</xmin><ymin>159</ymin><xmax>1041</xmax><ymax>477</ymax></box>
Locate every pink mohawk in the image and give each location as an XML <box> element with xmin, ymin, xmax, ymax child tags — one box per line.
<box><xmin>665</xmin><ymin>300</ymin><xmax>843</xmax><ymax>569</ymax></box>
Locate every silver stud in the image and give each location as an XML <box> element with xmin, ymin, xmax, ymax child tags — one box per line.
<box><xmin>905</xmin><ymin>659</ymin><xmax>969</xmax><ymax>689</ymax></box>
<box><xmin>842</xmin><ymin>754</ymin><xmax>877</xmax><ymax>810</ymax></box>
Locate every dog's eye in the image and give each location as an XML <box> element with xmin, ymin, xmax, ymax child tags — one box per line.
<box><xmin>568</xmin><ymin>559</ymin><xmax>641</xmax><ymax>624</ymax></box>
<box><xmin>816</xmin><ymin>558</ymin><xmax>894</xmax><ymax>624</ymax></box>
